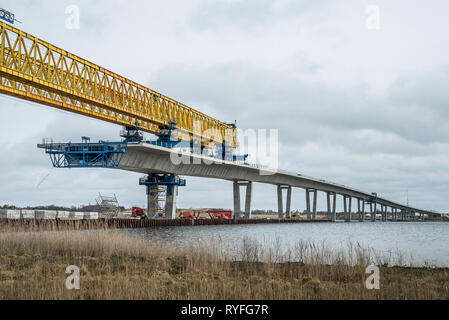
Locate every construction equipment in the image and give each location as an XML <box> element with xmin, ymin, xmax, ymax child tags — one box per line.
<box><xmin>0</xmin><ymin>21</ymin><xmax>247</xmax><ymax>220</ymax></box>
<box><xmin>95</xmin><ymin>193</ymin><xmax>121</xmax><ymax>217</ymax></box>
<box><xmin>177</xmin><ymin>209</ymin><xmax>233</xmax><ymax>220</ymax></box>
<box><xmin>0</xmin><ymin>21</ymin><xmax>238</xmax><ymax>150</ymax></box>
<box><xmin>131</xmin><ymin>207</ymin><xmax>148</xmax><ymax>219</ymax></box>
<box><xmin>178</xmin><ymin>211</ymin><xmax>197</xmax><ymax>220</ymax></box>
<box><xmin>205</xmin><ymin>209</ymin><xmax>233</xmax><ymax>220</ymax></box>
<box><xmin>0</xmin><ymin>8</ymin><xmax>16</xmax><ymax>24</ymax></box>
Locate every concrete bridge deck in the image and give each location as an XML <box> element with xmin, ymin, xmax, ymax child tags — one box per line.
<box><xmin>118</xmin><ymin>143</ymin><xmax>439</xmax><ymax>220</ymax></box>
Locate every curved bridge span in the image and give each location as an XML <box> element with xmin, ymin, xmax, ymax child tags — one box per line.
<box><xmin>118</xmin><ymin>143</ymin><xmax>439</xmax><ymax>221</ymax></box>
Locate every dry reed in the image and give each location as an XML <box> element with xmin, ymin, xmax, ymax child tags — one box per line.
<box><xmin>0</xmin><ymin>225</ymin><xmax>448</xmax><ymax>300</ymax></box>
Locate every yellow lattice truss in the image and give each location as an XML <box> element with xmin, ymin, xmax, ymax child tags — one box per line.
<box><xmin>0</xmin><ymin>22</ymin><xmax>237</xmax><ymax>147</ymax></box>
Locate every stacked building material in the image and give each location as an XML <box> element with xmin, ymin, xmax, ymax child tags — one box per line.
<box><xmin>83</xmin><ymin>212</ymin><xmax>99</xmax><ymax>220</ymax></box>
<box><xmin>57</xmin><ymin>211</ymin><xmax>71</xmax><ymax>219</ymax></box>
<box><xmin>34</xmin><ymin>210</ymin><xmax>58</xmax><ymax>220</ymax></box>
<box><xmin>69</xmin><ymin>212</ymin><xmax>85</xmax><ymax>220</ymax></box>
<box><xmin>0</xmin><ymin>209</ymin><xmax>21</xmax><ymax>219</ymax></box>
<box><xmin>21</xmin><ymin>210</ymin><xmax>35</xmax><ymax>219</ymax></box>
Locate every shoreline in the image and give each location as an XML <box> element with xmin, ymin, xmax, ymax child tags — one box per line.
<box><xmin>1</xmin><ymin>229</ymin><xmax>448</xmax><ymax>299</ymax></box>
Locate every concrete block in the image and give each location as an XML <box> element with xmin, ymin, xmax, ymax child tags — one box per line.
<box><xmin>44</xmin><ymin>211</ymin><xmax>57</xmax><ymax>220</ymax></box>
<box><xmin>21</xmin><ymin>210</ymin><xmax>35</xmax><ymax>219</ymax></box>
<box><xmin>57</xmin><ymin>211</ymin><xmax>71</xmax><ymax>219</ymax></box>
<box><xmin>0</xmin><ymin>209</ymin><xmax>21</xmax><ymax>219</ymax></box>
<box><xmin>69</xmin><ymin>212</ymin><xmax>84</xmax><ymax>220</ymax></box>
<box><xmin>34</xmin><ymin>210</ymin><xmax>57</xmax><ymax>220</ymax></box>
<box><xmin>83</xmin><ymin>212</ymin><xmax>99</xmax><ymax>220</ymax></box>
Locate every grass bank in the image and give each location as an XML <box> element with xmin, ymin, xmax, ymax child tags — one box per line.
<box><xmin>0</xmin><ymin>228</ymin><xmax>448</xmax><ymax>300</ymax></box>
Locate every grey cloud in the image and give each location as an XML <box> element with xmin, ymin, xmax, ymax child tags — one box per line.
<box><xmin>148</xmin><ymin>60</ymin><xmax>449</xmax><ymax>146</ymax></box>
<box><xmin>189</xmin><ymin>0</ymin><xmax>326</xmax><ymax>32</ymax></box>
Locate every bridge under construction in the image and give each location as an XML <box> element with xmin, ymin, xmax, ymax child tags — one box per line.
<box><xmin>0</xmin><ymin>21</ymin><xmax>441</xmax><ymax>222</ymax></box>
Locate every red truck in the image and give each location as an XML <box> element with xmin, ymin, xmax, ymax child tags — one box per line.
<box><xmin>131</xmin><ymin>207</ymin><xmax>148</xmax><ymax>219</ymax></box>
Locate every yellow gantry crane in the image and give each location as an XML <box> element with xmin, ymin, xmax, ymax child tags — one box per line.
<box><xmin>0</xmin><ymin>21</ymin><xmax>237</xmax><ymax>148</ymax></box>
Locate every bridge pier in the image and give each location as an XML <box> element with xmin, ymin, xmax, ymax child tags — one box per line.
<box><xmin>277</xmin><ymin>185</ymin><xmax>292</xmax><ymax>219</ymax></box>
<box><xmin>305</xmin><ymin>188</ymin><xmax>317</xmax><ymax>220</ymax></box>
<box><xmin>382</xmin><ymin>205</ymin><xmax>387</xmax><ymax>222</ymax></box>
<box><xmin>233</xmin><ymin>181</ymin><xmax>253</xmax><ymax>219</ymax></box>
<box><xmin>327</xmin><ymin>192</ymin><xmax>337</xmax><ymax>222</ymax></box>
<box><xmin>343</xmin><ymin>195</ymin><xmax>352</xmax><ymax>222</ymax></box>
<box><xmin>140</xmin><ymin>174</ymin><xmax>186</xmax><ymax>219</ymax></box>
<box><xmin>370</xmin><ymin>203</ymin><xmax>377</xmax><ymax>222</ymax></box>
<box><xmin>165</xmin><ymin>185</ymin><xmax>178</xmax><ymax>220</ymax></box>
<box><xmin>358</xmin><ymin>199</ymin><xmax>365</xmax><ymax>222</ymax></box>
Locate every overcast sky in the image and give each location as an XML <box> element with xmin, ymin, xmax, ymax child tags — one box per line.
<box><xmin>1</xmin><ymin>0</ymin><xmax>448</xmax><ymax>212</ymax></box>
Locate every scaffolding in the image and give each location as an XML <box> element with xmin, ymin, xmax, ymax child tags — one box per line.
<box><xmin>148</xmin><ymin>185</ymin><xmax>167</xmax><ymax>218</ymax></box>
<box><xmin>95</xmin><ymin>193</ymin><xmax>121</xmax><ymax>218</ymax></box>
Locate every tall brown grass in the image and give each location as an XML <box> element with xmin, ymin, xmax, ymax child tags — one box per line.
<box><xmin>0</xmin><ymin>226</ymin><xmax>448</xmax><ymax>300</ymax></box>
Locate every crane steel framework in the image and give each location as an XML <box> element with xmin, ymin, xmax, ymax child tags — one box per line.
<box><xmin>0</xmin><ymin>21</ymin><xmax>237</xmax><ymax>147</ymax></box>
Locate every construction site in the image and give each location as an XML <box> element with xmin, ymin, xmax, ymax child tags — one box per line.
<box><xmin>2</xmin><ymin>3</ymin><xmax>449</xmax><ymax>308</ymax></box>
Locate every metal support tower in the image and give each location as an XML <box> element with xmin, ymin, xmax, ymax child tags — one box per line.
<box><xmin>139</xmin><ymin>174</ymin><xmax>186</xmax><ymax>219</ymax></box>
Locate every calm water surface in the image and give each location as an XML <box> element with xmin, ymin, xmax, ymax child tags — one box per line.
<box><xmin>128</xmin><ymin>222</ymin><xmax>449</xmax><ymax>267</ymax></box>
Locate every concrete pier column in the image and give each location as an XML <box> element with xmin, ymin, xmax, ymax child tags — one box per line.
<box><xmin>382</xmin><ymin>205</ymin><xmax>387</xmax><ymax>222</ymax></box>
<box><xmin>233</xmin><ymin>181</ymin><xmax>242</xmax><ymax>219</ymax></box>
<box><xmin>326</xmin><ymin>192</ymin><xmax>337</xmax><ymax>222</ymax></box>
<box><xmin>277</xmin><ymin>186</ymin><xmax>284</xmax><ymax>219</ymax></box>
<box><xmin>147</xmin><ymin>185</ymin><xmax>159</xmax><ymax>219</ymax></box>
<box><xmin>306</xmin><ymin>189</ymin><xmax>311</xmax><ymax>220</ymax></box>
<box><xmin>332</xmin><ymin>192</ymin><xmax>337</xmax><ymax>222</ymax></box>
<box><xmin>244</xmin><ymin>182</ymin><xmax>253</xmax><ymax>219</ymax></box>
<box><xmin>370</xmin><ymin>203</ymin><xmax>377</xmax><ymax>222</ymax></box>
<box><xmin>343</xmin><ymin>195</ymin><xmax>351</xmax><ymax>222</ymax></box>
<box><xmin>234</xmin><ymin>181</ymin><xmax>253</xmax><ymax>220</ymax></box>
<box><xmin>357</xmin><ymin>199</ymin><xmax>361</xmax><ymax>221</ymax></box>
<box><xmin>165</xmin><ymin>185</ymin><xmax>178</xmax><ymax>220</ymax></box>
<box><xmin>286</xmin><ymin>186</ymin><xmax>292</xmax><ymax>218</ymax></box>
<box><xmin>278</xmin><ymin>185</ymin><xmax>292</xmax><ymax>219</ymax></box>
<box><xmin>357</xmin><ymin>199</ymin><xmax>365</xmax><ymax>222</ymax></box>
<box><xmin>361</xmin><ymin>199</ymin><xmax>366</xmax><ymax>222</ymax></box>
<box><xmin>312</xmin><ymin>189</ymin><xmax>317</xmax><ymax>220</ymax></box>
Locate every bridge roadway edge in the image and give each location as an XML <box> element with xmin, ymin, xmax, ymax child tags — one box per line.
<box><xmin>118</xmin><ymin>144</ymin><xmax>438</xmax><ymax>217</ymax></box>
